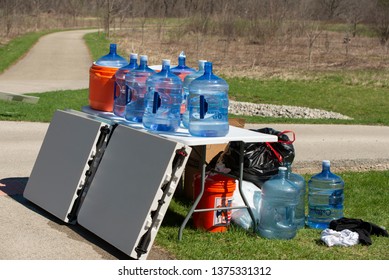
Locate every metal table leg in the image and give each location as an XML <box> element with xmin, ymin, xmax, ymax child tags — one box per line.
<box><xmin>237</xmin><ymin>141</ymin><xmax>257</xmax><ymax>233</ymax></box>
<box><xmin>178</xmin><ymin>145</ymin><xmax>207</xmax><ymax>240</ymax></box>
<box><xmin>178</xmin><ymin>141</ymin><xmax>257</xmax><ymax>240</ymax></box>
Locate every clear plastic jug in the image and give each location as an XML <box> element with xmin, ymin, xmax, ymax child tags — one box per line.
<box><xmin>182</xmin><ymin>60</ymin><xmax>207</xmax><ymax>128</ymax></box>
<box><xmin>188</xmin><ymin>62</ymin><xmax>229</xmax><ymax>137</ymax></box>
<box><xmin>170</xmin><ymin>51</ymin><xmax>196</xmax><ymax>81</ymax></box>
<box><xmin>285</xmin><ymin>162</ymin><xmax>306</xmax><ymax>229</ymax></box>
<box><xmin>307</xmin><ymin>160</ymin><xmax>344</xmax><ymax>229</ymax></box>
<box><xmin>95</xmin><ymin>43</ymin><xmax>128</xmax><ymax>67</ymax></box>
<box><xmin>142</xmin><ymin>59</ymin><xmax>183</xmax><ymax>132</ymax></box>
<box><xmin>124</xmin><ymin>55</ymin><xmax>155</xmax><ymax>123</ymax></box>
<box><xmin>258</xmin><ymin>167</ymin><xmax>300</xmax><ymax>239</ymax></box>
<box><xmin>113</xmin><ymin>53</ymin><xmax>138</xmax><ymax>117</ymax></box>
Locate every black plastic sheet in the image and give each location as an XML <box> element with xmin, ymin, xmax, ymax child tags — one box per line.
<box><xmin>217</xmin><ymin>127</ymin><xmax>295</xmax><ymax>187</ymax></box>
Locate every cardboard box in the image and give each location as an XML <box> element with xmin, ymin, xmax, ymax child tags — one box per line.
<box><xmin>179</xmin><ymin>118</ymin><xmax>246</xmax><ymax>200</ymax></box>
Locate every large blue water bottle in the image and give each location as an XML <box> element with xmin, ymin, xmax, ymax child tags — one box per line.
<box><xmin>142</xmin><ymin>59</ymin><xmax>183</xmax><ymax>132</ymax></box>
<box><xmin>182</xmin><ymin>60</ymin><xmax>207</xmax><ymax>128</ymax></box>
<box><xmin>285</xmin><ymin>162</ymin><xmax>306</xmax><ymax>229</ymax></box>
<box><xmin>187</xmin><ymin>62</ymin><xmax>229</xmax><ymax>137</ymax></box>
<box><xmin>171</xmin><ymin>51</ymin><xmax>196</xmax><ymax>81</ymax></box>
<box><xmin>113</xmin><ymin>53</ymin><xmax>138</xmax><ymax>117</ymax></box>
<box><xmin>307</xmin><ymin>160</ymin><xmax>344</xmax><ymax>229</ymax></box>
<box><xmin>258</xmin><ymin>167</ymin><xmax>300</xmax><ymax>239</ymax></box>
<box><xmin>95</xmin><ymin>43</ymin><xmax>128</xmax><ymax>67</ymax></box>
<box><xmin>124</xmin><ymin>55</ymin><xmax>155</xmax><ymax>123</ymax></box>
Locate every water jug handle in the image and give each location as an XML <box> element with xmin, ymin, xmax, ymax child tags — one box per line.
<box><xmin>113</xmin><ymin>83</ymin><xmax>118</xmax><ymax>100</ymax></box>
<box><xmin>199</xmin><ymin>95</ymin><xmax>208</xmax><ymax>119</ymax></box>
<box><xmin>125</xmin><ymin>85</ymin><xmax>132</xmax><ymax>104</ymax></box>
<box><xmin>277</xmin><ymin>130</ymin><xmax>295</xmax><ymax>144</ymax></box>
<box><xmin>152</xmin><ymin>91</ymin><xmax>162</xmax><ymax>114</ymax></box>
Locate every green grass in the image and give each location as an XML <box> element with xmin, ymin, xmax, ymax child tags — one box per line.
<box><xmin>227</xmin><ymin>75</ymin><xmax>389</xmax><ymax>125</ymax></box>
<box><xmin>0</xmin><ymin>90</ymin><xmax>88</xmax><ymax>122</ymax></box>
<box><xmin>159</xmin><ymin>171</ymin><xmax>389</xmax><ymax>260</ymax></box>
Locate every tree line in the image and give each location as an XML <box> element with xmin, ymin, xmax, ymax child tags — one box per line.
<box><xmin>1</xmin><ymin>0</ymin><xmax>388</xmax><ymax>45</ymax></box>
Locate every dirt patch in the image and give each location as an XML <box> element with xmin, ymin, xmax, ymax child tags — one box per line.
<box><xmin>114</xmin><ymin>27</ymin><xmax>388</xmax><ymax>83</ymax></box>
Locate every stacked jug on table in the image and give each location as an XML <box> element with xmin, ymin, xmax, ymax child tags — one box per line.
<box><xmin>88</xmin><ymin>44</ymin><xmax>230</xmax><ymax>137</ymax></box>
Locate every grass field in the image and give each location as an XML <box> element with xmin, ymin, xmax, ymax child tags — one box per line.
<box><xmin>160</xmin><ymin>171</ymin><xmax>389</xmax><ymax>260</ymax></box>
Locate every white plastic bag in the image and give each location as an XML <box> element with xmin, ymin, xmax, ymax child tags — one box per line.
<box><xmin>231</xmin><ymin>180</ymin><xmax>262</xmax><ymax>230</ymax></box>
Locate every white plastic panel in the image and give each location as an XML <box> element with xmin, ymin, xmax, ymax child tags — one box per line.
<box><xmin>23</xmin><ymin>110</ymin><xmax>107</xmax><ymax>222</ymax></box>
<box><xmin>77</xmin><ymin>125</ymin><xmax>190</xmax><ymax>259</ymax></box>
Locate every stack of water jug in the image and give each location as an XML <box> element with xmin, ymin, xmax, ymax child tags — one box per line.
<box><xmin>256</xmin><ymin>160</ymin><xmax>345</xmax><ymax>240</ymax></box>
<box><xmin>89</xmin><ymin>43</ymin><xmax>229</xmax><ymax>137</ymax></box>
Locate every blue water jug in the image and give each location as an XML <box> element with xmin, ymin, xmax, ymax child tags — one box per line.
<box><xmin>124</xmin><ymin>55</ymin><xmax>155</xmax><ymax>123</ymax></box>
<box><xmin>142</xmin><ymin>59</ymin><xmax>183</xmax><ymax>132</ymax></box>
<box><xmin>187</xmin><ymin>62</ymin><xmax>229</xmax><ymax>137</ymax></box>
<box><xmin>171</xmin><ymin>51</ymin><xmax>196</xmax><ymax>81</ymax></box>
<box><xmin>285</xmin><ymin>162</ymin><xmax>306</xmax><ymax>229</ymax></box>
<box><xmin>307</xmin><ymin>160</ymin><xmax>344</xmax><ymax>229</ymax></box>
<box><xmin>182</xmin><ymin>60</ymin><xmax>207</xmax><ymax>128</ymax></box>
<box><xmin>258</xmin><ymin>167</ymin><xmax>300</xmax><ymax>239</ymax></box>
<box><xmin>95</xmin><ymin>43</ymin><xmax>128</xmax><ymax>67</ymax></box>
<box><xmin>113</xmin><ymin>53</ymin><xmax>138</xmax><ymax>117</ymax></box>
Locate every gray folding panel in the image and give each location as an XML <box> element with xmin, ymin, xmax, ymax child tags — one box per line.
<box><xmin>77</xmin><ymin>124</ymin><xmax>191</xmax><ymax>259</ymax></box>
<box><xmin>23</xmin><ymin>110</ymin><xmax>111</xmax><ymax>222</ymax></box>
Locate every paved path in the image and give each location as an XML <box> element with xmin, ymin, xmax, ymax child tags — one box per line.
<box><xmin>0</xmin><ymin>30</ymin><xmax>93</xmax><ymax>94</ymax></box>
<box><xmin>1</xmin><ymin>30</ymin><xmax>389</xmax><ymax>260</ymax></box>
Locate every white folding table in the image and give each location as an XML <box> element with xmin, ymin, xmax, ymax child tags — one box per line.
<box><xmin>80</xmin><ymin>106</ymin><xmax>278</xmax><ymax>240</ymax></box>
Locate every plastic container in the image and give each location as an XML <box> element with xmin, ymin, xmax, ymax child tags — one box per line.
<box><xmin>142</xmin><ymin>59</ymin><xmax>183</xmax><ymax>132</ymax></box>
<box><xmin>95</xmin><ymin>43</ymin><xmax>128</xmax><ymax>67</ymax></box>
<box><xmin>285</xmin><ymin>162</ymin><xmax>306</xmax><ymax>229</ymax></box>
<box><xmin>113</xmin><ymin>53</ymin><xmax>138</xmax><ymax>117</ymax></box>
<box><xmin>307</xmin><ymin>160</ymin><xmax>344</xmax><ymax>229</ymax></box>
<box><xmin>124</xmin><ymin>55</ymin><xmax>155</xmax><ymax>123</ymax></box>
<box><xmin>170</xmin><ymin>51</ymin><xmax>196</xmax><ymax>81</ymax></box>
<box><xmin>187</xmin><ymin>62</ymin><xmax>229</xmax><ymax>137</ymax></box>
<box><xmin>182</xmin><ymin>60</ymin><xmax>207</xmax><ymax>128</ymax></box>
<box><xmin>193</xmin><ymin>173</ymin><xmax>236</xmax><ymax>232</ymax></box>
<box><xmin>258</xmin><ymin>167</ymin><xmax>300</xmax><ymax>239</ymax></box>
<box><xmin>89</xmin><ymin>44</ymin><xmax>128</xmax><ymax>112</ymax></box>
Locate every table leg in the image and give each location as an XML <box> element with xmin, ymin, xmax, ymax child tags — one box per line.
<box><xmin>178</xmin><ymin>142</ymin><xmax>258</xmax><ymax>240</ymax></box>
<box><xmin>237</xmin><ymin>141</ymin><xmax>257</xmax><ymax>233</ymax></box>
<box><xmin>178</xmin><ymin>145</ymin><xmax>207</xmax><ymax>241</ymax></box>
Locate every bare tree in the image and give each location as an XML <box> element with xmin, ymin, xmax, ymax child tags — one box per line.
<box><xmin>371</xmin><ymin>0</ymin><xmax>389</xmax><ymax>46</ymax></box>
<box><xmin>341</xmin><ymin>0</ymin><xmax>370</xmax><ymax>37</ymax></box>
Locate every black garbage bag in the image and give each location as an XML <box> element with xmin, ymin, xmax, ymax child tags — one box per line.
<box><xmin>217</xmin><ymin>128</ymin><xmax>295</xmax><ymax>187</ymax></box>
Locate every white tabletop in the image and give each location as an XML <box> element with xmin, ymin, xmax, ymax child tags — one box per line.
<box><xmin>80</xmin><ymin>106</ymin><xmax>277</xmax><ymax>146</ymax></box>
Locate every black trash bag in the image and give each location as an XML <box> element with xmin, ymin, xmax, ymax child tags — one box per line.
<box><xmin>217</xmin><ymin>128</ymin><xmax>295</xmax><ymax>188</ymax></box>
